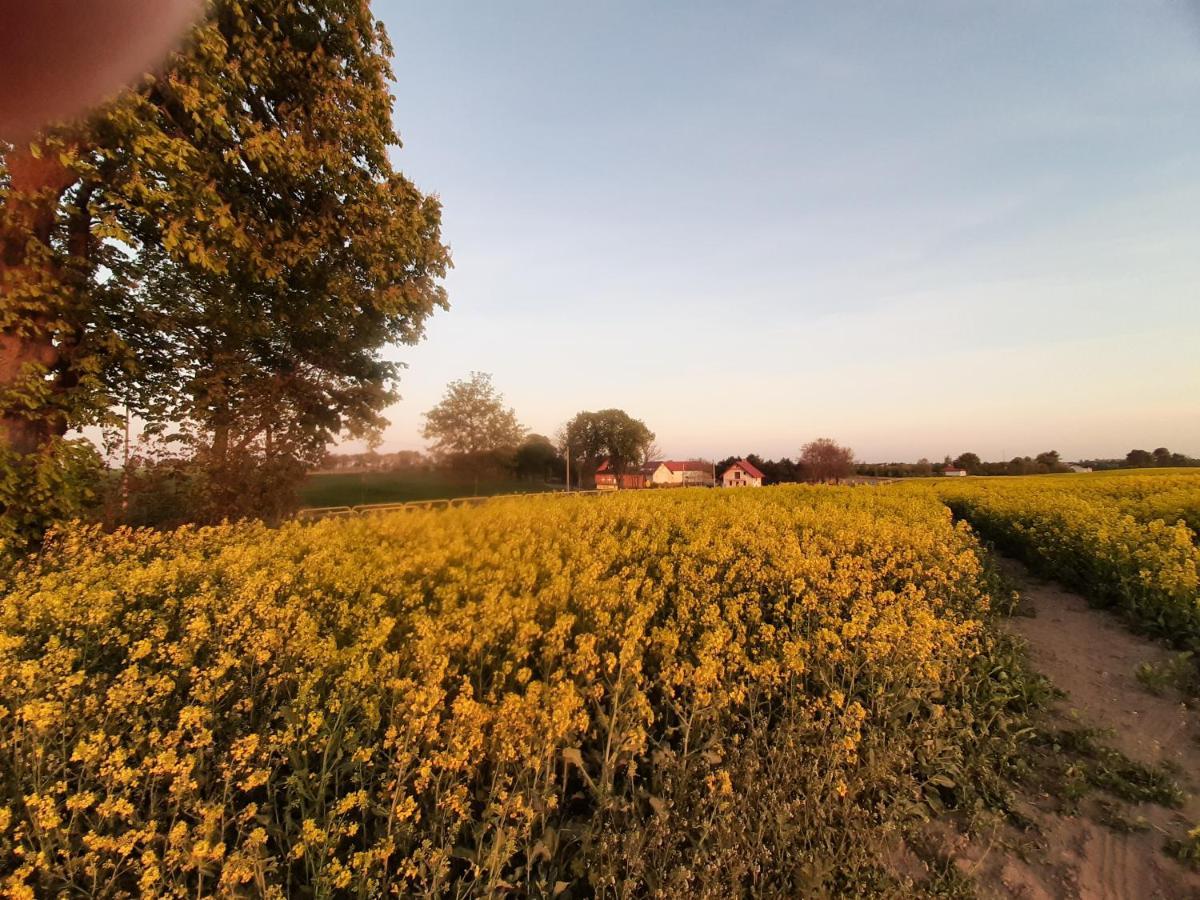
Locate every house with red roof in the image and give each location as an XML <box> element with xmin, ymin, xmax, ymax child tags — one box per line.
<box><xmin>595</xmin><ymin>458</ymin><xmax>715</xmax><ymax>490</ymax></box>
<box><xmin>646</xmin><ymin>459</ymin><xmax>715</xmax><ymax>487</ymax></box>
<box><xmin>941</xmin><ymin>466</ymin><xmax>968</xmax><ymax>477</ymax></box>
<box><xmin>721</xmin><ymin>459</ymin><xmax>764</xmax><ymax>487</ymax></box>
<box><xmin>594</xmin><ymin>458</ymin><xmax>650</xmax><ymax>490</ymax></box>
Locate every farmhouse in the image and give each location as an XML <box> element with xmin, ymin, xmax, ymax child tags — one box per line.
<box><xmin>594</xmin><ymin>458</ymin><xmax>648</xmax><ymax>490</ymax></box>
<box><xmin>942</xmin><ymin>466</ymin><xmax>968</xmax><ymax>477</ymax></box>
<box><xmin>722</xmin><ymin>459</ymin><xmax>764</xmax><ymax>487</ymax></box>
<box><xmin>1068</xmin><ymin>464</ymin><xmax>1093</xmax><ymax>473</ymax></box>
<box><xmin>646</xmin><ymin>460</ymin><xmax>715</xmax><ymax>487</ymax></box>
<box><xmin>588</xmin><ymin>458</ymin><xmax>648</xmax><ymax>494</ymax></box>
<box><xmin>594</xmin><ymin>458</ymin><xmax>718</xmax><ymax>490</ymax></box>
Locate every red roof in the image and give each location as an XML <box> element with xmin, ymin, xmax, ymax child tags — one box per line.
<box><xmin>664</xmin><ymin>460</ymin><xmax>710</xmax><ymax>473</ymax></box>
<box><xmin>731</xmin><ymin>459</ymin><xmax>765</xmax><ymax>479</ymax></box>
<box><xmin>600</xmin><ymin>459</ymin><xmax>711</xmax><ymax>474</ymax></box>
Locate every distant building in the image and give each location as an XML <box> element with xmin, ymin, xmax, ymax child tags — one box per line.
<box><xmin>595</xmin><ymin>459</ymin><xmax>716</xmax><ymax>489</ymax></box>
<box><xmin>942</xmin><ymin>466</ymin><xmax>968</xmax><ymax>477</ymax></box>
<box><xmin>643</xmin><ymin>461</ymin><xmax>671</xmax><ymax>485</ymax></box>
<box><xmin>595</xmin><ymin>458</ymin><xmax>649</xmax><ymax>491</ymax></box>
<box><xmin>646</xmin><ymin>460</ymin><xmax>715</xmax><ymax>487</ymax></box>
<box><xmin>722</xmin><ymin>459</ymin><xmax>764</xmax><ymax>487</ymax></box>
<box><xmin>1068</xmin><ymin>464</ymin><xmax>1093</xmax><ymax>473</ymax></box>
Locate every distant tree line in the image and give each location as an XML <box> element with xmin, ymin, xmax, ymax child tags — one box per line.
<box><xmin>855</xmin><ymin>446</ymin><xmax>1198</xmax><ymax>478</ymax></box>
<box><xmin>1082</xmin><ymin>447</ymin><xmax>1199</xmax><ymax>470</ymax></box>
<box><xmin>857</xmin><ymin>450</ymin><xmax>1070</xmax><ymax>477</ymax></box>
<box><xmin>320</xmin><ymin>450</ymin><xmax>430</xmax><ymax>472</ymax></box>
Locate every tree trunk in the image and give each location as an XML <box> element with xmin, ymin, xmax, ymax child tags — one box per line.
<box><xmin>0</xmin><ymin>145</ymin><xmax>77</xmax><ymax>457</ymax></box>
<box><xmin>212</xmin><ymin>420</ymin><xmax>230</xmax><ymax>466</ymax></box>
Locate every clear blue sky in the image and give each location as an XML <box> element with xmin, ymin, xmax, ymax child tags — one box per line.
<box><xmin>368</xmin><ymin>0</ymin><xmax>1199</xmax><ymax>462</ymax></box>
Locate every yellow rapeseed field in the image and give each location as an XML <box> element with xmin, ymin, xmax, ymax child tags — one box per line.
<box><xmin>0</xmin><ymin>487</ymin><xmax>1029</xmax><ymax>897</ymax></box>
<box><xmin>929</xmin><ymin>470</ymin><xmax>1200</xmax><ymax>646</ymax></box>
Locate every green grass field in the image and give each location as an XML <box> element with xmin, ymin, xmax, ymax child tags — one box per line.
<box><xmin>298</xmin><ymin>470</ymin><xmax>556</xmax><ymax>508</ymax></box>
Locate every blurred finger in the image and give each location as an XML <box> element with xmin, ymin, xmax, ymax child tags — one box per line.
<box><xmin>0</xmin><ymin>0</ymin><xmax>203</xmax><ymax>141</ymax></box>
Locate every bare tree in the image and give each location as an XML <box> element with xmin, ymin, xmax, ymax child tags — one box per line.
<box><xmin>799</xmin><ymin>438</ymin><xmax>855</xmax><ymax>484</ymax></box>
<box><xmin>642</xmin><ymin>441</ymin><xmax>664</xmax><ymax>466</ymax></box>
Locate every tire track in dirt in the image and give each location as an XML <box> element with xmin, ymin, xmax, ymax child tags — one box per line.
<box><xmin>963</xmin><ymin>559</ymin><xmax>1200</xmax><ymax>899</ymax></box>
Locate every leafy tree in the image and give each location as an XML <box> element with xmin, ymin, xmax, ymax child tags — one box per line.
<box><xmin>777</xmin><ymin>457</ymin><xmax>801</xmax><ymax>483</ymax></box>
<box><xmin>0</xmin><ymin>438</ymin><xmax>102</xmax><ymax>559</ymax></box>
<box><xmin>953</xmin><ymin>452</ymin><xmax>981</xmax><ymax>473</ymax></box>
<box><xmin>1153</xmin><ymin>447</ymin><xmax>1172</xmax><ymax>466</ymax></box>
<box><xmin>422</xmin><ymin>372</ymin><xmax>525</xmax><ymax>482</ymax></box>
<box><xmin>715</xmin><ymin>456</ymin><xmax>738</xmax><ymax>479</ymax></box>
<box><xmin>1</xmin><ymin>0</ymin><xmax>449</xmax><ymax>535</ymax></box>
<box><xmin>799</xmin><ymin>438</ymin><xmax>855</xmax><ymax>484</ymax></box>
<box><xmin>745</xmin><ymin>453</ymin><xmax>768</xmax><ymax>478</ymax></box>
<box><xmin>514</xmin><ymin>433</ymin><xmax>562</xmax><ymax>483</ymax></box>
<box><xmin>1125</xmin><ymin>449</ymin><xmax>1154</xmax><ymax>468</ymax></box>
<box><xmin>563</xmin><ymin>409</ymin><xmax>654</xmax><ymax>489</ymax></box>
<box><xmin>1035</xmin><ymin>450</ymin><xmax>1061</xmax><ymax>470</ymax></box>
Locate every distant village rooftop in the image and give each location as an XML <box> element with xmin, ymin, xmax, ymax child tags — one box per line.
<box><xmin>595</xmin><ymin>457</ymin><xmax>716</xmax><ymax>490</ymax></box>
<box><xmin>722</xmin><ymin>458</ymin><xmax>765</xmax><ymax>487</ymax></box>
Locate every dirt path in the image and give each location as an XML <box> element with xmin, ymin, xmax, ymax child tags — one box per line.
<box><xmin>954</xmin><ymin>560</ymin><xmax>1200</xmax><ymax>899</ymax></box>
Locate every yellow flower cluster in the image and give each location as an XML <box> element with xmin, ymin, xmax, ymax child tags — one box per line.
<box><xmin>0</xmin><ymin>487</ymin><xmax>998</xmax><ymax>895</ymax></box>
<box><xmin>928</xmin><ymin>470</ymin><xmax>1200</xmax><ymax>646</ymax></box>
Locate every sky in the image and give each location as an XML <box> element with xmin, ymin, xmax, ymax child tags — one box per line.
<box><xmin>362</xmin><ymin>0</ymin><xmax>1200</xmax><ymax>462</ymax></box>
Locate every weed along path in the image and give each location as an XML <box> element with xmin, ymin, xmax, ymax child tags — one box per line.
<box><xmin>1003</xmin><ymin>562</ymin><xmax>1195</xmax><ymax>779</ymax></box>
<box><xmin>962</xmin><ymin>559</ymin><xmax>1200</xmax><ymax>899</ymax></box>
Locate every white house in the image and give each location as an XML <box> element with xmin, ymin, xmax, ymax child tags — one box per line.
<box><xmin>644</xmin><ymin>460</ymin><xmax>714</xmax><ymax>487</ymax></box>
<box><xmin>721</xmin><ymin>459</ymin><xmax>764</xmax><ymax>487</ymax></box>
<box><xmin>642</xmin><ymin>461</ymin><xmax>670</xmax><ymax>483</ymax></box>
<box><xmin>1068</xmin><ymin>464</ymin><xmax>1093</xmax><ymax>473</ymax></box>
<box><xmin>942</xmin><ymin>466</ymin><xmax>968</xmax><ymax>477</ymax></box>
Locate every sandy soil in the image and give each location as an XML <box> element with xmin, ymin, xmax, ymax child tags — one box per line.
<box><xmin>951</xmin><ymin>560</ymin><xmax>1200</xmax><ymax>899</ymax></box>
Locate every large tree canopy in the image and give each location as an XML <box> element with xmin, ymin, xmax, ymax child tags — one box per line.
<box><xmin>1</xmin><ymin>0</ymin><xmax>449</xmax><ymax>538</ymax></box>
<box><xmin>514</xmin><ymin>433</ymin><xmax>563</xmax><ymax>482</ymax></box>
<box><xmin>563</xmin><ymin>409</ymin><xmax>655</xmax><ymax>486</ymax></box>
<box><xmin>799</xmin><ymin>437</ymin><xmax>855</xmax><ymax>484</ymax></box>
<box><xmin>421</xmin><ymin>371</ymin><xmax>525</xmax><ymax>466</ymax></box>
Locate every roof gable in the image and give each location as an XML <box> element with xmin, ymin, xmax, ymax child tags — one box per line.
<box><xmin>730</xmin><ymin>459</ymin><xmax>765</xmax><ymax>479</ymax></box>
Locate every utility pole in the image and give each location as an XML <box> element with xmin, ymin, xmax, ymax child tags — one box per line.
<box><xmin>565</xmin><ymin>441</ymin><xmax>571</xmax><ymax>492</ymax></box>
<box><xmin>121</xmin><ymin>404</ymin><xmax>131</xmax><ymax>513</ymax></box>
